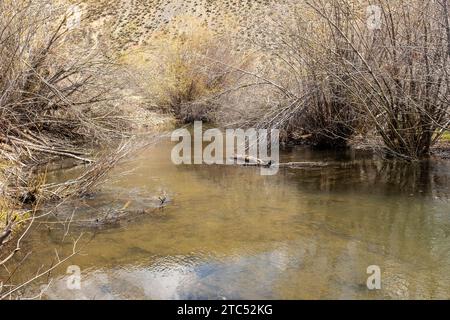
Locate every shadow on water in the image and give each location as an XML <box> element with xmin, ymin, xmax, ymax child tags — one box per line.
<box><xmin>5</xmin><ymin>139</ymin><xmax>450</xmax><ymax>299</ymax></box>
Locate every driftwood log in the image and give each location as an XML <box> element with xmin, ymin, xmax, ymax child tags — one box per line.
<box><xmin>231</xmin><ymin>155</ymin><xmax>328</xmax><ymax>168</ymax></box>
<box><xmin>231</xmin><ymin>155</ymin><xmax>267</xmax><ymax>165</ymax></box>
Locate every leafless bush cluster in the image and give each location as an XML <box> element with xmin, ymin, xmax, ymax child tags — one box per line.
<box><xmin>226</xmin><ymin>0</ymin><xmax>449</xmax><ymax>156</ymax></box>
<box><xmin>0</xmin><ymin>0</ymin><xmax>129</xmax><ymax>167</ymax></box>
<box><xmin>309</xmin><ymin>0</ymin><xmax>450</xmax><ymax>158</ymax></box>
<box><xmin>0</xmin><ymin>0</ymin><xmax>135</xmax><ymax>210</ymax></box>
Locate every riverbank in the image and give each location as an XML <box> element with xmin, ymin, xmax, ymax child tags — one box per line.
<box><xmin>432</xmin><ymin>140</ymin><xmax>450</xmax><ymax>160</ymax></box>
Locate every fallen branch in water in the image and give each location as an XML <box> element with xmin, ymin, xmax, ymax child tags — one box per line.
<box><xmin>42</xmin><ymin>140</ymin><xmax>134</xmax><ymax>199</ymax></box>
<box><xmin>9</xmin><ymin>139</ymin><xmax>94</xmax><ymax>164</ymax></box>
<box><xmin>41</xmin><ymin>132</ymin><xmax>166</xmax><ymax>200</ymax></box>
<box><xmin>230</xmin><ymin>155</ymin><xmax>328</xmax><ymax>168</ymax></box>
<box><xmin>276</xmin><ymin>162</ymin><xmax>328</xmax><ymax>168</ymax></box>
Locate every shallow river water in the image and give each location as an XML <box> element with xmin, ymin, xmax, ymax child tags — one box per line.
<box><xmin>8</xmin><ymin>138</ymin><xmax>450</xmax><ymax>299</ymax></box>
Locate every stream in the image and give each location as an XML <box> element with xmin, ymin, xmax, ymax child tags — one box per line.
<box><xmin>8</xmin><ymin>137</ymin><xmax>450</xmax><ymax>299</ymax></box>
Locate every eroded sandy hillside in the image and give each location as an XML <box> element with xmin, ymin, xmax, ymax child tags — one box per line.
<box><xmin>78</xmin><ymin>0</ymin><xmax>289</xmax><ymax>51</ymax></box>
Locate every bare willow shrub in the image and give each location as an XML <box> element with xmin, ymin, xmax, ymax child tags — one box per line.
<box><xmin>239</xmin><ymin>2</ymin><xmax>363</xmax><ymax>147</ymax></box>
<box><xmin>304</xmin><ymin>0</ymin><xmax>450</xmax><ymax>158</ymax></box>
<box><xmin>233</xmin><ymin>0</ymin><xmax>448</xmax><ymax>154</ymax></box>
<box><xmin>0</xmin><ymin>0</ymin><xmax>128</xmax><ymax>165</ymax></box>
<box><xmin>122</xmin><ymin>16</ymin><xmax>255</xmax><ymax>123</ymax></box>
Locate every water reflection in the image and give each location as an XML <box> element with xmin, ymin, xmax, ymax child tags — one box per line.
<box><xmin>5</xmin><ymin>141</ymin><xmax>450</xmax><ymax>299</ymax></box>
